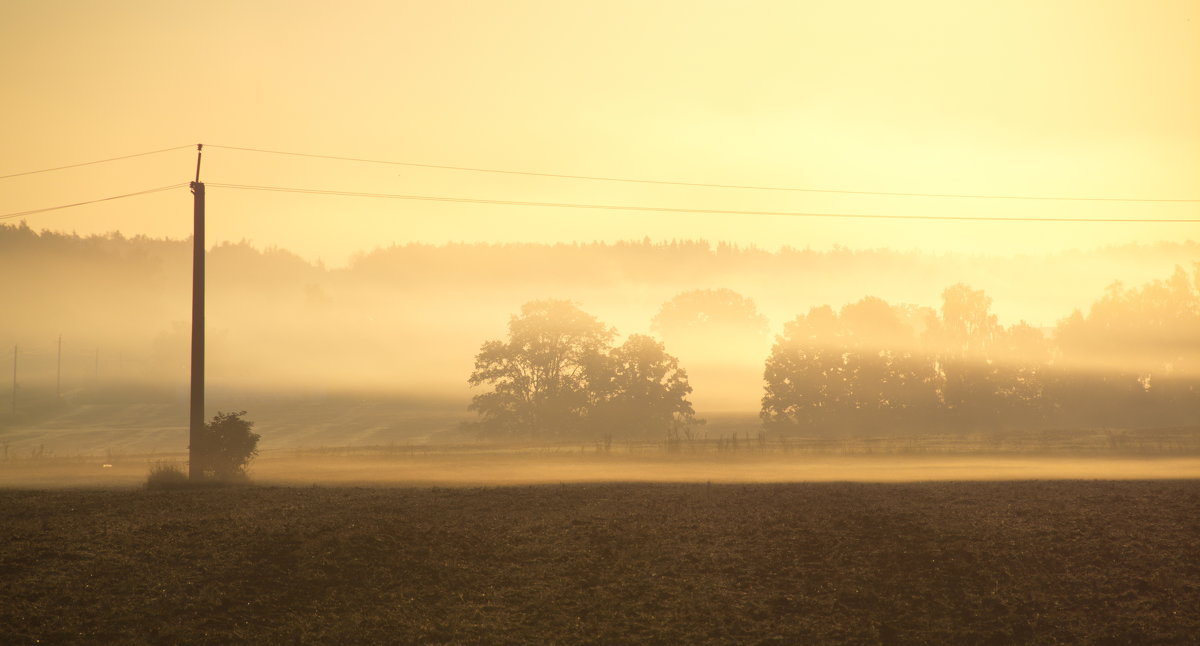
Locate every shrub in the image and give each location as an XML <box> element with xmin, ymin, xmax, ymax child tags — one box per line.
<box><xmin>145</xmin><ymin>462</ymin><xmax>189</xmax><ymax>490</ymax></box>
<box><xmin>195</xmin><ymin>410</ymin><xmax>260</xmax><ymax>482</ymax></box>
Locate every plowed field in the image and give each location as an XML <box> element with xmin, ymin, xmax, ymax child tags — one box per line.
<box><xmin>2</xmin><ymin>481</ymin><xmax>1198</xmax><ymax>644</ymax></box>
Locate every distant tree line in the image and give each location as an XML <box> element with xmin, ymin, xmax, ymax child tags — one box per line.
<box><xmin>7</xmin><ymin>219</ymin><xmax>1198</xmax><ymax>332</ymax></box>
<box><xmin>4</xmin><ymin>222</ymin><xmax>1198</xmax><ymax>437</ymax></box>
<box><xmin>761</xmin><ymin>265</ymin><xmax>1200</xmax><ymax>434</ymax></box>
<box><xmin>469</xmin><ymin>266</ymin><xmax>1199</xmax><ymax>439</ymax></box>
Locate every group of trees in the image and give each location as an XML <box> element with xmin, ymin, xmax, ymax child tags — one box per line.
<box><xmin>470</xmin><ymin>265</ymin><xmax>1199</xmax><ymax>439</ymax></box>
<box><xmin>761</xmin><ymin>265</ymin><xmax>1200</xmax><ymax>434</ymax></box>
<box><xmin>467</xmin><ymin>300</ymin><xmax>699</xmax><ymax>440</ymax></box>
<box><xmin>760</xmin><ymin>286</ymin><xmax>1045</xmax><ymax>433</ymax></box>
<box><xmin>5</xmin><ymin>223</ymin><xmax>1193</xmax><ymax>438</ymax></box>
<box><xmin>1052</xmin><ymin>265</ymin><xmax>1200</xmax><ymax>428</ymax></box>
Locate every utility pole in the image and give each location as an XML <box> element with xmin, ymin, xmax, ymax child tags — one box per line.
<box><xmin>56</xmin><ymin>335</ymin><xmax>62</xmax><ymax>399</ymax></box>
<box><xmin>189</xmin><ymin>144</ymin><xmax>206</xmax><ymax>481</ymax></box>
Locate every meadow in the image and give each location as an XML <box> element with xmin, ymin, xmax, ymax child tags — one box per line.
<box><xmin>2</xmin><ymin>480</ymin><xmax>1198</xmax><ymax>644</ymax></box>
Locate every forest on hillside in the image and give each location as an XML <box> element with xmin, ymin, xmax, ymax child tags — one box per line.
<box><xmin>460</xmin><ymin>269</ymin><xmax>1199</xmax><ymax>441</ymax></box>
<box><xmin>2</xmin><ymin>221</ymin><xmax>1198</xmax><ymax>436</ymax></box>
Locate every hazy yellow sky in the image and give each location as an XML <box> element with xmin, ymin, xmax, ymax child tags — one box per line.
<box><xmin>1</xmin><ymin>0</ymin><xmax>1197</xmax><ymax>265</ymax></box>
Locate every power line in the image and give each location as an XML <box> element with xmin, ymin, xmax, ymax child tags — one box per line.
<box><xmin>207</xmin><ymin>182</ymin><xmax>1200</xmax><ymax>223</ymax></box>
<box><xmin>206</xmin><ymin>143</ymin><xmax>1200</xmax><ymax>204</ymax></box>
<box><xmin>0</xmin><ymin>145</ymin><xmax>195</xmax><ymax>181</ymax></box>
<box><xmin>0</xmin><ymin>183</ymin><xmax>190</xmax><ymax>221</ymax></box>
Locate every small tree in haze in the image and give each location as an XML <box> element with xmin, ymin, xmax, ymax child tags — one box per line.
<box><xmin>651</xmin><ymin>288</ymin><xmax>769</xmax><ymax>356</ymax></box>
<box><xmin>468</xmin><ymin>300</ymin><xmax>614</xmax><ymax>438</ymax></box>
<box><xmin>195</xmin><ymin>410</ymin><xmax>260</xmax><ymax>481</ymax></box>
<box><xmin>467</xmin><ymin>301</ymin><xmax>699</xmax><ymax>439</ymax></box>
<box><xmin>589</xmin><ymin>334</ymin><xmax>701</xmax><ymax>439</ymax></box>
<box><xmin>651</xmin><ymin>288</ymin><xmax>770</xmax><ymax>411</ymax></box>
<box><xmin>761</xmin><ymin>298</ymin><xmax>939</xmax><ymax>434</ymax></box>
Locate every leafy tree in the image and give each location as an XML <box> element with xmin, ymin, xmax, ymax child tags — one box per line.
<box><xmin>1051</xmin><ymin>263</ymin><xmax>1200</xmax><ymax>426</ymax></box>
<box><xmin>764</xmin><ymin>269</ymin><xmax>1200</xmax><ymax>436</ymax></box>
<box><xmin>195</xmin><ymin>410</ymin><xmax>260</xmax><ymax>481</ymax></box>
<box><xmin>839</xmin><ymin>297</ymin><xmax>937</xmax><ymax>422</ymax></box>
<box><xmin>925</xmin><ymin>285</ymin><xmax>1005</xmax><ymax>426</ymax></box>
<box><xmin>590</xmin><ymin>334</ymin><xmax>700</xmax><ymax>439</ymax></box>
<box><xmin>990</xmin><ymin>321</ymin><xmax>1052</xmax><ymax>424</ymax></box>
<box><xmin>761</xmin><ymin>298</ymin><xmax>938</xmax><ymax>434</ymax></box>
<box><xmin>652</xmin><ymin>288</ymin><xmax>769</xmax><ymax>354</ymax></box>
<box><xmin>467</xmin><ymin>301</ymin><xmax>699</xmax><ymax>440</ymax></box>
<box><xmin>924</xmin><ymin>287</ymin><xmax>1050</xmax><ymax>429</ymax></box>
<box><xmin>933</xmin><ymin>283</ymin><xmax>1000</xmax><ymax>356</ymax></box>
<box><xmin>761</xmin><ymin>305</ymin><xmax>845</xmax><ymax>432</ymax></box>
<box><xmin>1056</xmin><ymin>264</ymin><xmax>1200</xmax><ymax>375</ymax></box>
<box><xmin>468</xmin><ymin>300</ymin><xmax>614</xmax><ymax>438</ymax></box>
<box><xmin>651</xmin><ymin>288</ymin><xmax>770</xmax><ymax>411</ymax></box>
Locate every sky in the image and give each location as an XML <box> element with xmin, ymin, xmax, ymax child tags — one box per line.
<box><xmin>1</xmin><ymin>0</ymin><xmax>1198</xmax><ymax>266</ymax></box>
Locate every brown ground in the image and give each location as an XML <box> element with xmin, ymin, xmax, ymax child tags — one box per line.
<box><xmin>2</xmin><ymin>481</ymin><xmax>1198</xmax><ymax>645</ymax></box>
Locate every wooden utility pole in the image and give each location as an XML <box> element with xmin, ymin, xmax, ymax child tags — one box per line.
<box><xmin>56</xmin><ymin>335</ymin><xmax>62</xmax><ymax>398</ymax></box>
<box><xmin>189</xmin><ymin>144</ymin><xmax>206</xmax><ymax>481</ymax></box>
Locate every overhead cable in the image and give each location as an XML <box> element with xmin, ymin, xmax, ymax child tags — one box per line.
<box><xmin>0</xmin><ymin>183</ymin><xmax>190</xmax><ymax>221</ymax></box>
<box><xmin>205</xmin><ymin>144</ymin><xmax>1200</xmax><ymax>204</ymax></box>
<box><xmin>206</xmin><ymin>183</ymin><xmax>1200</xmax><ymax>223</ymax></box>
<box><xmin>0</xmin><ymin>145</ymin><xmax>195</xmax><ymax>181</ymax></box>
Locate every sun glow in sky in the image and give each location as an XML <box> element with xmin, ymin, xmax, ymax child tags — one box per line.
<box><xmin>1</xmin><ymin>0</ymin><xmax>1197</xmax><ymax>265</ymax></box>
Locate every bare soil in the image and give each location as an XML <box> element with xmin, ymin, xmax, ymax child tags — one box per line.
<box><xmin>2</xmin><ymin>481</ymin><xmax>1198</xmax><ymax>645</ymax></box>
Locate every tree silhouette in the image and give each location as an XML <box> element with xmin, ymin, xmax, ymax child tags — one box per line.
<box><xmin>1051</xmin><ymin>263</ymin><xmax>1200</xmax><ymax>427</ymax></box>
<box><xmin>761</xmin><ymin>298</ymin><xmax>938</xmax><ymax>434</ymax></box>
<box><xmin>652</xmin><ymin>288</ymin><xmax>769</xmax><ymax>354</ymax></box>
<box><xmin>651</xmin><ymin>288</ymin><xmax>770</xmax><ymax>411</ymax></box>
<box><xmin>468</xmin><ymin>301</ymin><xmax>698</xmax><ymax>439</ymax></box>
<box><xmin>195</xmin><ymin>410</ymin><xmax>260</xmax><ymax>481</ymax></box>
<box><xmin>589</xmin><ymin>334</ymin><xmax>700</xmax><ymax>439</ymax></box>
<box><xmin>924</xmin><ymin>285</ymin><xmax>1005</xmax><ymax>427</ymax></box>
<box><xmin>763</xmin><ymin>269</ymin><xmax>1200</xmax><ymax>435</ymax></box>
<box><xmin>468</xmin><ymin>300</ymin><xmax>613</xmax><ymax>438</ymax></box>
<box><xmin>761</xmin><ymin>305</ymin><xmax>845</xmax><ymax>433</ymax></box>
<box><xmin>935</xmin><ymin>283</ymin><xmax>1000</xmax><ymax>356</ymax></box>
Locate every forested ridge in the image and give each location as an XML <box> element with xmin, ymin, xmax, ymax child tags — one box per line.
<box><xmin>3</xmin><ymin>222</ymin><xmax>1198</xmax><ymax>438</ymax></box>
<box><xmin>5</xmin><ymin>221</ymin><xmax>1197</xmax><ymax>326</ymax></box>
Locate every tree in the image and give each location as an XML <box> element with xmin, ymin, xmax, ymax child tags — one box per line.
<box><xmin>195</xmin><ymin>410</ymin><xmax>260</xmax><ymax>481</ymax></box>
<box><xmin>652</xmin><ymin>288</ymin><xmax>770</xmax><ymax>411</ymax></box>
<box><xmin>590</xmin><ymin>334</ymin><xmax>700</xmax><ymax>439</ymax></box>
<box><xmin>761</xmin><ymin>299</ymin><xmax>938</xmax><ymax>434</ymax></box>
<box><xmin>467</xmin><ymin>301</ymin><xmax>699</xmax><ymax>440</ymax></box>
<box><xmin>468</xmin><ymin>300</ymin><xmax>614</xmax><ymax>438</ymax></box>
<box><xmin>990</xmin><ymin>321</ymin><xmax>1051</xmax><ymax>424</ymax></box>
<box><xmin>1050</xmin><ymin>264</ymin><xmax>1200</xmax><ymax>427</ymax></box>
<box><xmin>760</xmin><ymin>305</ymin><xmax>847</xmax><ymax>433</ymax></box>
<box><xmin>934</xmin><ymin>283</ymin><xmax>1000</xmax><ymax>356</ymax></box>
<box><xmin>925</xmin><ymin>284</ymin><xmax>1004</xmax><ymax>427</ymax></box>
<box><xmin>651</xmin><ymin>288</ymin><xmax>769</xmax><ymax>356</ymax></box>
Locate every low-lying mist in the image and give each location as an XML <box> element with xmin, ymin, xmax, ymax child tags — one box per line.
<box><xmin>2</xmin><ymin>223</ymin><xmax>1198</xmax><ymax>475</ymax></box>
<box><xmin>4</xmin><ymin>448</ymin><xmax>1199</xmax><ymax>489</ymax></box>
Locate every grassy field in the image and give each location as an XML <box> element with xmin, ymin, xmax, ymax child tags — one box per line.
<box><xmin>2</xmin><ymin>480</ymin><xmax>1198</xmax><ymax>644</ymax></box>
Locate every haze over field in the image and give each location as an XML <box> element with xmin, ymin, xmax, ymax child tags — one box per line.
<box><xmin>2</xmin><ymin>224</ymin><xmax>1198</xmax><ymax>467</ymax></box>
<box><xmin>1</xmin><ymin>1</ymin><xmax>1198</xmax><ymax>478</ymax></box>
<box><xmin>4</xmin><ymin>6</ymin><xmax>1199</xmax><ymax>644</ymax></box>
